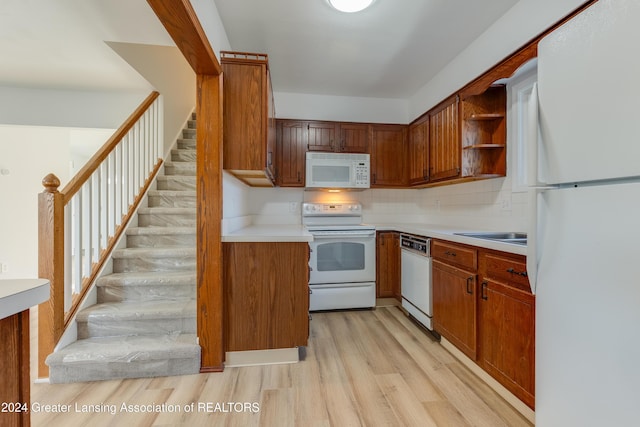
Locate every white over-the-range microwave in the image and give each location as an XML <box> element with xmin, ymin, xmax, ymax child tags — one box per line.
<box><xmin>305</xmin><ymin>152</ymin><xmax>370</xmax><ymax>190</ymax></box>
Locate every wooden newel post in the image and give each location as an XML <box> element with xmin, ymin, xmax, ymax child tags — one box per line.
<box><xmin>37</xmin><ymin>173</ymin><xmax>64</xmax><ymax>379</ymax></box>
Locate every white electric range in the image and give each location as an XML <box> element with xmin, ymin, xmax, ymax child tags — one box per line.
<box><xmin>303</xmin><ymin>202</ymin><xmax>376</xmax><ymax>311</ymax></box>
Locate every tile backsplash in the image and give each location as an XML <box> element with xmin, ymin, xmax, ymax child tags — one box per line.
<box><xmin>233</xmin><ymin>177</ymin><xmax>528</xmax><ymax>232</ymax></box>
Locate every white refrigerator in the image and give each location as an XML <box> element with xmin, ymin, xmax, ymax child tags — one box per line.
<box><xmin>529</xmin><ymin>0</ymin><xmax>640</xmax><ymax>425</ymax></box>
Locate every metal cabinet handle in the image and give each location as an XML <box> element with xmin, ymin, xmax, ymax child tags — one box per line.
<box><xmin>466</xmin><ymin>276</ymin><xmax>474</xmax><ymax>295</ymax></box>
<box><xmin>445</xmin><ymin>251</ymin><xmax>457</xmax><ymax>257</ymax></box>
<box><xmin>481</xmin><ymin>281</ymin><xmax>488</xmax><ymax>300</ymax></box>
<box><xmin>506</xmin><ymin>268</ymin><xmax>528</xmax><ymax>277</ymax></box>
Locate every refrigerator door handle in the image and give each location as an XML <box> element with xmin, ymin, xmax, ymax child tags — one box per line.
<box><xmin>526</xmin><ymin>83</ymin><xmax>546</xmax><ymax>293</ymax></box>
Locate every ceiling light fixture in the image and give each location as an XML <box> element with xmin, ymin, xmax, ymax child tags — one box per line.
<box><xmin>328</xmin><ymin>0</ymin><xmax>374</xmax><ymax>13</ymax></box>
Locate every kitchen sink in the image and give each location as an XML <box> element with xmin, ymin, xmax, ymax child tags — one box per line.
<box><xmin>454</xmin><ymin>232</ymin><xmax>527</xmax><ymax>245</ymax></box>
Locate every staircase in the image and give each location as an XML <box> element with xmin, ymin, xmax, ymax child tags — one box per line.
<box><xmin>46</xmin><ymin>115</ymin><xmax>201</xmax><ymax>383</ymax></box>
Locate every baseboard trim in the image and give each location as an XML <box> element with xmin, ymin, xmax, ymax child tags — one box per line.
<box><xmin>440</xmin><ymin>337</ymin><xmax>535</xmax><ymax>424</ymax></box>
<box><xmin>199</xmin><ymin>365</ymin><xmax>224</xmax><ymax>373</ymax></box>
<box><xmin>224</xmin><ymin>348</ymin><xmax>300</xmax><ymax>368</ymax></box>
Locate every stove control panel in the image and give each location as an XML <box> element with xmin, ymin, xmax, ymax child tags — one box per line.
<box><xmin>303</xmin><ymin>202</ymin><xmax>362</xmax><ymax>216</ymax></box>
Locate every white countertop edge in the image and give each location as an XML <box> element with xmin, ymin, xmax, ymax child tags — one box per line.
<box><xmin>221</xmin><ymin>222</ymin><xmax>527</xmax><ymax>255</ymax></box>
<box><xmin>373</xmin><ymin>223</ymin><xmax>528</xmax><ymax>256</ymax></box>
<box><xmin>0</xmin><ymin>279</ymin><xmax>50</xmax><ymax>320</ymax></box>
<box><xmin>222</xmin><ymin>225</ymin><xmax>313</xmax><ymax>243</ymax></box>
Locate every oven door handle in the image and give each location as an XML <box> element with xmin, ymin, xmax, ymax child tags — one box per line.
<box><xmin>311</xmin><ymin>231</ymin><xmax>376</xmax><ymax>239</ymax></box>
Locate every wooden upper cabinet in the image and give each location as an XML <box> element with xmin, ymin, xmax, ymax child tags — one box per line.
<box><xmin>429</xmin><ymin>96</ymin><xmax>461</xmax><ymax>182</ymax></box>
<box><xmin>370</xmin><ymin>124</ymin><xmax>408</xmax><ymax>187</ymax></box>
<box><xmin>307</xmin><ymin>121</ymin><xmax>370</xmax><ymax>153</ymax></box>
<box><xmin>307</xmin><ymin>121</ymin><xmax>338</xmax><ymax>152</ymax></box>
<box><xmin>408</xmin><ymin>114</ymin><xmax>429</xmax><ymax>185</ymax></box>
<box><xmin>339</xmin><ymin>123</ymin><xmax>370</xmax><ymax>153</ymax></box>
<box><xmin>277</xmin><ymin>120</ymin><xmax>307</xmax><ymax>187</ymax></box>
<box><xmin>221</xmin><ymin>51</ymin><xmax>276</xmax><ymax>187</ymax></box>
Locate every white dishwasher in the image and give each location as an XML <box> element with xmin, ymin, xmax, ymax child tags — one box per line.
<box><xmin>400</xmin><ymin>234</ymin><xmax>432</xmax><ymax>330</ymax></box>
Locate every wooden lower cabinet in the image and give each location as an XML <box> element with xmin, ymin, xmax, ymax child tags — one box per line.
<box><xmin>0</xmin><ymin>310</ymin><xmax>31</xmax><ymax>427</ymax></box>
<box><xmin>223</xmin><ymin>242</ymin><xmax>309</xmax><ymax>351</ymax></box>
<box><xmin>432</xmin><ymin>259</ymin><xmax>477</xmax><ymax>360</ymax></box>
<box><xmin>376</xmin><ymin>231</ymin><xmax>400</xmax><ymax>299</ymax></box>
<box><xmin>432</xmin><ymin>240</ymin><xmax>535</xmax><ymax>408</ymax></box>
<box><xmin>479</xmin><ymin>250</ymin><xmax>535</xmax><ymax>409</ymax></box>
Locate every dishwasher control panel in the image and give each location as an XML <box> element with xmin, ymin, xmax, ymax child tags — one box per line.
<box><xmin>400</xmin><ymin>234</ymin><xmax>431</xmax><ymax>256</ymax></box>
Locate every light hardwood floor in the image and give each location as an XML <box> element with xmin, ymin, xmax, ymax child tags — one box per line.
<box><xmin>31</xmin><ymin>305</ymin><xmax>532</xmax><ymax>426</ymax></box>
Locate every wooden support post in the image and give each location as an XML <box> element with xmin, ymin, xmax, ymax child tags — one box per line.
<box><xmin>37</xmin><ymin>173</ymin><xmax>64</xmax><ymax>378</ymax></box>
<box><xmin>197</xmin><ymin>74</ymin><xmax>224</xmax><ymax>372</ymax></box>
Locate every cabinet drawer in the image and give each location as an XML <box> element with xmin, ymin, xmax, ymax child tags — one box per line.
<box><xmin>481</xmin><ymin>252</ymin><xmax>531</xmax><ymax>293</ymax></box>
<box><xmin>432</xmin><ymin>240</ymin><xmax>477</xmax><ymax>271</ymax></box>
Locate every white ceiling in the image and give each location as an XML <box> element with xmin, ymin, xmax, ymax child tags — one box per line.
<box><xmin>0</xmin><ymin>0</ymin><xmax>173</xmax><ymax>91</ymax></box>
<box><xmin>214</xmin><ymin>0</ymin><xmax>521</xmax><ymax>98</ymax></box>
<box><xmin>0</xmin><ymin>0</ymin><xmax>520</xmax><ymax>99</ymax></box>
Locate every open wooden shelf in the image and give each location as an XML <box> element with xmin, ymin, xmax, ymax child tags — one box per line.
<box><xmin>461</xmin><ymin>85</ymin><xmax>507</xmax><ymax>178</ymax></box>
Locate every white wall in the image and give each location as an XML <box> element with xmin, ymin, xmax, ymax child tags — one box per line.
<box><xmin>409</xmin><ymin>0</ymin><xmax>588</xmax><ymax>120</ymax></box>
<box><xmin>274</xmin><ymin>92</ymin><xmax>409</xmax><ymax>124</ymax></box>
<box><xmin>190</xmin><ymin>0</ymin><xmax>232</xmax><ymax>55</ymax></box>
<box><xmin>107</xmin><ymin>43</ymin><xmax>196</xmax><ymax>156</ymax></box>
<box><xmin>0</xmin><ymin>86</ymin><xmax>149</xmax><ymax>129</ymax></box>
<box><xmin>0</xmin><ymin>126</ymin><xmax>115</xmax><ymax>279</ymax></box>
<box><xmin>247</xmin><ymin>181</ymin><xmax>526</xmax><ymax>232</ymax></box>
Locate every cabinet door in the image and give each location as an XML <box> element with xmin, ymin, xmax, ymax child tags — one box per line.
<box><xmin>370</xmin><ymin>124</ymin><xmax>407</xmax><ymax>187</ymax></box>
<box><xmin>479</xmin><ymin>279</ymin><xmax>535</xmax><ymax>409</ymax></box>
<box><xmin>222</xmin><ymin>61</ymin><xmax>266</xmax><ymax>171</ymax></box>
<box><xmin>432</xmin><ymin>259</ymin><xmax>477</xmax><ymax>359</ymax></box>
<box><xmin>376</xmin><ymin>231</ymin><xmax>400</xmax><ymax>299</ymax></box>
<box><xmin>266</xmin><ymin>70</ymin><xmax>276</xmax><ymax>181</ymax></box>
<box><xmin>307</xmin><ymin>121</ymin><xmax>339</xmax><ymax>152</ymax></box>
<box><xmin>429</xmin><ymin>96</ymin><xmax>461</xmax><ymax>181</ymax></box>
<box><xmin>408</xmin><ymin>115</ymin><xmax>429</xmax><ymax>185</ymax></box>
<box><xmin>277</xmin><ymin>120</ymin><xmax>307</xmax><ymax>187</ymax></box>
<box><xmin>339</xmin><ymin>123</ymin><xmax>370</xmax><ymax>153</ymax></box>
<box><xmin>224</xmin><ymin>242</ymin><xmax>309</xmax><ymax>351</ymax></box>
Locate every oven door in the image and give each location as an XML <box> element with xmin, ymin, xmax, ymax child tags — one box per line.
<box><xmin>308</xmin><ymin>230</ymin><xmax>376</xmax><ymax>284</ymax></box>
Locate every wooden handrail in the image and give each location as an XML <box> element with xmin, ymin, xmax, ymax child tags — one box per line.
<box><xmin>61</xmin><ymin>91</ymin><xmax>159</xmax><ymax>202</ymax></box>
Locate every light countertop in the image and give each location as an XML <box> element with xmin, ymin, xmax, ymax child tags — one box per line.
<box><xmin>0</xmin><ymin>278</ymin><xmax>50</xmax><ymax>320</ymax></box>
<box><xmin>222</xmin><ymin>224</ymin><xmax>313</xmax><ymax>243</ymax></box>
<box><xmin>222</xmin><ymin>222</ymin><xmax>527</xmax><ymax>255</ymax></box>
<box><xmin>372</xmin><ymin>223</ymin><xmax>528</xmax><ymax>256</ymax></box>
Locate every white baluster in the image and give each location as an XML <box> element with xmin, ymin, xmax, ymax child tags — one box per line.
<box><xmin>64</xmin><ymin>203</ymin><xmax>72</xmax><ymax>312</ymax></box>
<box><xmin>91</xmin><ymin>169</ymin><xmax>100</xmax><ymax>265</ymax></box>
<box><xmin>82</xmin><ymin>182</ymin><xmax>91</xmax><ymax>282</ymax></box>
<box><xmin>72</xmin><ymin>192</ymin><xmax>82</xmax><ymax>294</ymax></box>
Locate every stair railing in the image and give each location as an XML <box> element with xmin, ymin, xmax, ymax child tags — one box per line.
<box><xmin>37</xmin><ymin>91</ymin><xmax>163</xmax><ymax>377</ymax></box>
